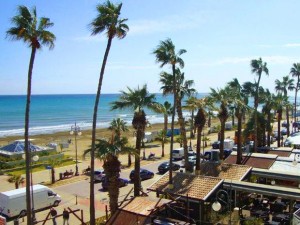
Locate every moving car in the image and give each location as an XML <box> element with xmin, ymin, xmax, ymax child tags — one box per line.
<box><xmin>158</xmin><ymin>162</ymin><xmax>181</xmax><ymax>174</ymax></box>
<box><xmin>212</xmin><ymin>141</ymin><xmax>220</xmax><ymax>149</ymax></box>
<box><xmin>102</xmin><ymin>177</ymin><xmax>129</xmax><ymax>191</ymax></box>
<box><xmin>130</xmin><ymin>168</ymin><xmax>154</xmax><ymax>181</ymax></box>
<box><xmin>94</xmin><ymin>169</ymin><xmax>105</xmax><ymax>182</ymax></box>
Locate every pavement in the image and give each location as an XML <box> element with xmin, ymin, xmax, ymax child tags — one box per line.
<box><xmin>0</xmin><ymin>141</ymin><xmax>178</xmax><ymax>225</ymax></box>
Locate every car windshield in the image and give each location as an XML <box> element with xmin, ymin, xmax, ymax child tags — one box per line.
<box><xmin>172</xmin><ymin>150</ymin><xmax>179</xmax><ymax>154</ymax></box>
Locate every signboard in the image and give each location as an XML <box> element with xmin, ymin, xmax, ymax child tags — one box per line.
<box><xmin>0</xmin><ymin>216</ymin><xmax>6</xmax><ymax>225</ymax></box>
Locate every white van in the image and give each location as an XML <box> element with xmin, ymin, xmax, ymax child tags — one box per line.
<box><xmin>172</xmin><ymin>148</ymin><xmax>184</xmax><ymax>160</ymax></box>
<box><xmin>0</xmin><ymin>184</ymin><xmax>61</xmax><ymax>218</ymax></box>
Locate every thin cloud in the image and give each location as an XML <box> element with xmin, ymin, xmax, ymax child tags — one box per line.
<box><xmin>73</xmin><ymin>34</ymin><xmax>105</xmax><ymax>42</ymax></box>
<box><xmin>283</xmin><ymin>43</ymin><xmax>300</xmax><ymax>48</ymax></box>
<box><xmin>196</xmin><ymin>56</ymin><xmax>300</xmax><ymax>66</ymax></box>
<box><xmin>128</xmin><ymin>12</ymin><xmax>210</xmax><ymax>36</ymax></box>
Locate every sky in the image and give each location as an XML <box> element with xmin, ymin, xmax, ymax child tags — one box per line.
<box><xmin>1</xmin><ymin>0</ymin><xmax>300</xmax><ymax>95</ymax></box>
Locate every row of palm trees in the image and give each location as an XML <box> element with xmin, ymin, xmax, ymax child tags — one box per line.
<box><xmin>7</xmin><ymin>1</ymin><xmax>300</xmax><ymax>224</ymax></box>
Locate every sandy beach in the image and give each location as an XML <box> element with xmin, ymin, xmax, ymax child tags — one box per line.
<box><xmin>0</xmin><ymin>122</ymin><xmax>235</xmax><ymax>165</ymax></box>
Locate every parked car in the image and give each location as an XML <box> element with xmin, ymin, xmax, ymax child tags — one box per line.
<box><xmin>257</xmin><ymin>146</ymin><xmax>273</xmax><ymax>153</ymax></box>
<box><xmin>212</xmin><ymin>141</ymin><xmax>220</xmax><ymax>149</ymax></box>
<box><xmin>282</xmin><ymin>121</ymin><xmax>288</xmax><ymax>127</ymax></box>
<box><xmin>172</xmin><ymin>148</ymin><xmax>184</xmax><ymax>160</ymax></box>
<box><xmin>94</xmin><ymin>169</ymin><xmax>105</xmax><ymax>182</ymax></box>
<box><xmin>281</xmin><ymin>128</ymin><xmax>287</xmax><ymax>135</ymax></box>
<box><xmin>102</xmin><ymin>177</ymin><xmax>129</xmax><ymax>191</ymax></box>
<box><xmin>158</xmin><ymin>162</ymin><xmax>181</xmax><ymax>174</ymax></box>
<box><xmin>130</xmin><ymin>168</ymin><xmax>154</xmax><ymax>181</ymax></box>
<box><xmin>232</xmin><ymin>144</ymin><xmax>246</xmax><ymax>152</ymax></box>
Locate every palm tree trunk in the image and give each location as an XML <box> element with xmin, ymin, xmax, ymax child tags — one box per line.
<box><xmin>267</xmin><ymin>112</ymin><xmax>272</xmax><ymax>146</ymax></box>
<box><xmin>219</xmin><ymin>121</ymin><xmax>225</xmax><ymax>160</ymax></box>
<box><xmin>25</xmin><ymin>46</ymin><xmax>36</xmax><ymax>225</ymax></box>
<box><xmin>134</xmin><ymin>128</ymin><xmax>142</xmax><ymax>196</ymax></box>
<box><xmin>195</xmin><ymin>127</ymin><xmax>202</xmax><ymax>175</ymax></box>
<box><xmin>162</xmin><ymin>141</ymin><xmax>165</xmax><ymax>157</ymax></box>
<box><xmin>127</xmin><ymin>153</ymin><xmax>131</xmax><ymax>167</ymax></box>
<box><xmin>236</xmin><ymin>115</ymin><xmax>242</xmax><ymax>164</ymax></box>
<box><xmin>90</xmin><ymin>37</ymin><xmax>113</xmax><ymax>225</ymax></box>
<box><xmin>164</xmin><ymin>114</ymin><xmax>168</xmax><ymax>132</ymax></box>
<box><xmin>169</xmin><ymin>64</ymin><xmax>177</xmax><ymax>188</ymax></box>
<box><xmin>191</xmin><ymin>110</ymin><xmax>194</xmax><ymax>138</ymax></box>
<box><xmin>176</xmin><ymin>99</ymin><xmax>188</xmax><ymax>168</ymax></box>
<box><xmin>295</xmin><ymin>88</ymin><xmax>298</xmax><ymax>132</ymax></box>
<box><xmin>286</xmin><ymin>105</ymin><xmax>290</xmax><ymax>136</ymax></box>
<box><xmin>277</xmin><ymin>111</ymin><xmax>282</xmax><ymax>147</ymax></box>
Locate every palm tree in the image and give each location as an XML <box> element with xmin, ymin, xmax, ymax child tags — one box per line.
<box><xmin>209</xmin><ymin>87</ymin><xmax>231</xmax><ymax>160</ymax></box>
<box><xmin>152</xmin><ymin>101</ymin><xmax>173</xmax><ymax>133</ymax></box>
<box><xmin>108</xmin><ymin>118</ymin><xmax>130</xmax><ymax>166</ymax></box>
<box><xmin>83</xmin><ymin>136</ymin><xmax>125</xmax><ymax>215</ymax></box>
<box><xmin>159</xmin><ymin>69</ymin><xmax>195</xmax><ymax>169</ymax></box>
<box><xmin>261</xmin><ymin>89</ymin><xmax>276</xmax><ymax>146</ymax></box>
<box><xmin>7</xmin><ymin>174</ymin><xmax>25</xmax><ymax>189</ymax></box>
<box><xmin>184</xmin><ymin>96</ymin><xmax>199</xmax><ymax>143</ymax></box>
<box><xmin>290</xmin><ymin>63</ymin><xmax>300</xmax><ymax>128</ymax></box>
<box><xmin>273</xmin><ymin>94</ymin><xmax>289</xmax><ymax>147</ymax></box>
<box><xmin>6</xmin><ymin>6</ymin><xmax>55</xmax><ymax>224</ymax></box>
<box><xmin>156</xmin><ymin>130</ymin><xmax>168</xmax><ymax>157</ymax></box>
<box><xmin>153</xmin><ymin>38</ymin><xmax>186</xmax><ymax>188</ymax></box>
<box><xmin>89</xmin><ymin>2</ymin><xmax>129</xmax><ymax>222</ymax></box>
<box><xmin>111</xmin><ymin>85</ymin><xmax>157</xmax><ymax>196</ymax></box>
<box><xmin>48</xmin><ymin>159</ymin><xmax>62</xmax><ymax>184</ymax></box>
<box><xmin>194</xmin><ymin>98</ymin><xmax>207</xmax><ymax>175</ymax></box>
<box><xmin>228</xmin><ymin>78</ymin><xmax>249</xmax><ymax>164</ymax></box>
<box><xmin>250</xmin><ymin>58</ymin><xmax>269</xmax><ymax>152</ymax></box>
<box><xmin>275</xmin><ymin>75</ymin><xmax>294</xmax><ymax>136</ymax></box>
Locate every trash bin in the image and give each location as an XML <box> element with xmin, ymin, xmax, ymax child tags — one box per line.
<box><xmin>14</xmin><ymin>219</ymin><xmax>19</xmax><ymax>225</ymax></box>
<box><xmin>59</xmin><ymin>173</ymin><xmax>63</xmax><ymax>180</ymax></box>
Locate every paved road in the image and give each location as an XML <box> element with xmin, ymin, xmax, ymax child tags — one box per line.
<box><xmin>4</xmin><ymin>157</ymin><xmax>174</xmax><ymax>225</ymax></box>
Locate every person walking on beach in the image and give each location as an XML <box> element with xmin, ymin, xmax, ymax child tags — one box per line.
<box><xmin>50</xmin><ymin>207</ymin><xmax>57</xmax><ymax>225</ymax></box>
<box><xmin>63</xmin><ymin>208</ymin><xmax>70</xmax><ymax>225</ymax></box>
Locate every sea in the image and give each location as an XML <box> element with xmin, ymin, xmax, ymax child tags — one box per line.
<box><xmin>0</xmin><ymin>93</ymin><xmax>208</xmax><ymax>138</ymax></box>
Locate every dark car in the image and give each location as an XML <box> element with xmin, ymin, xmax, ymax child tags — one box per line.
<box><xmin>102</xmin><ymin>177</ymin><xmax>129</xmax><ymax>191</ymax></box>
<box><xmin>158</xmin><ymin>162</ymin><xmax>181</xmax><ymax>174</ymax></box>
<box><xmin>212</xmin><ymin>141</ymin><xmax>220</xmax><ymax>149</ymax></box>
<box><xmin>130</xmin><ymin>168</ymin><xmax>154</xmax><ymax>181</ymax></box>
<box><xmin>94</xmin><ymin>169</ymin><xmax>105</xmax><ymax>182</ymax></box>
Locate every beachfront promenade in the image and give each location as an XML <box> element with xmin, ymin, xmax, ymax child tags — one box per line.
<box><xmin>0</xmin><ymin>139</ymin><xmax>185</xmax><ymax>225</ymax></box>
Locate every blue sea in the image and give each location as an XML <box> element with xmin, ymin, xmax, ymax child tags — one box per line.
<box><xmin>0</xmin><ymin>93</ymin><xmax>208</xmax><ymax>137</ymax></box>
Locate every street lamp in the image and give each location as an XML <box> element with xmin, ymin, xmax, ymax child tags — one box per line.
<box><xmin>212</xmin><ymin>189</ymin><xmax>232</xmax><ymax>224</ymax></box>
<box><xmin>142</xmin><ymin>137</ymin><xmax>147</xmax><ymax>160</ymax></box>
<box><xmin>70</xmin><ymin>122</ymin><xmax>81</xmax><ymax>176</ymax></box>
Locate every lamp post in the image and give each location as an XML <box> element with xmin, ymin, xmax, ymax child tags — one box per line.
<box><xmin>31</xmin><ymin>155</ymin><xmax>39</xmax><ymax>224</ymax></box>
<box><xmin>70</xmin><ymin>122</ymin><xmax>81</xmax><ymax>176</ymax></box>
<box><xmin>142</xmin><ymin>137</ymin><xmax>147</xmax><ymax>160</ymax></box>
<box><xmin>212</xmin><ymin>189</ymin><xmax>232</xmax><ymax>225</ymax></box>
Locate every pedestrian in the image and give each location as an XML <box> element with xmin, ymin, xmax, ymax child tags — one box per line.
<box><xmin>63</xmin><ymin>208</ymin><xmax>70</xmax><ymax>225</ymax></box>
<box><xmin>50</xmin><ymin>207</ymin><xmax>57</xmax><ymax>225</ymax></box>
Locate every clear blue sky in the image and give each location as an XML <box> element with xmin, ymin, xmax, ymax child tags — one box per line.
<box><xmin>1</xmin><ymin>0</ymin><xmax>300</xmax><ymax>95</ymax></box>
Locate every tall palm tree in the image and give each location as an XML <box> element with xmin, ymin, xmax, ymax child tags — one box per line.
<box><xmin>108</xmin><ymin>118</ymin><xmax>130</xmax><ymax>166</ymax></box>
<box><xmin>6</xmin><ymin>6</ymin><xmax>55</xmax><ymax>224</ymax></box>
<box><xmin>250</xmin><ymin>58</ymin><xmax>269</xmax><ymax>152</ymax></box>
<box><xmin>184</xmin><ymin>96</ymin><xmax>199</xmax><ymax>143</ymax></box>
<box><xmin>194</xmin><ymin>98</ymin><xmax>207</xmax><ymax>175</ymax></box>
<box><xmin>156</xmin><ymin>130</ymin><xmax>168</xmax><ymax>157</ymax></box>
<box><xmin>111</xmin><ymin>85</ymin><xmax>157</xmax><ymax>196</ymax></box>
<box><xmin>290</xmin><ymin>63</ymin><xmax>300</xmax><ymax>128</ymax></box>
<box><xmin>261</xmin><ymin>89</ymin><xmax>276</xmax><ymax>146</ymax></box>
<box><xmin>153</xmin><ymin>38</ymin><xmax>186</xmax><ymax>188</ymax></box>
<box><xmin>159</xmin><ymin>69</ymin><xmax>195</xmax><ymax>169</ymax></box>
<box><xmin>89</xmin><ymin>2</ymin><xmax>128</xmax><ymax>222</ymax></box>
<box><xmin>152</xmin><ymin>101</ymin><xmax>172</xmax><ymax>133</ymax></box>
<box><xmin>228</xmin><ymin>78</ymin><xmax>249</xmax><ymax>164</ymax></box>
<box><xmin>275</xmin><ymin>75</ymin><xmax>294</xmax><ymax>136</ymax></box>
<box><xmin>83</xmin><ymin>136</ymin><xmax>125</xmax><ymax>215</ymax></box>
<box><xmin>209</xmin><ymin>87</ymin><xmax>231</xmax><ymax>160</ymax></box>
<box><xmin>273</xmin><ymin>94</ymin><xmax>289</xmax><ymax>147</ymax></box>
